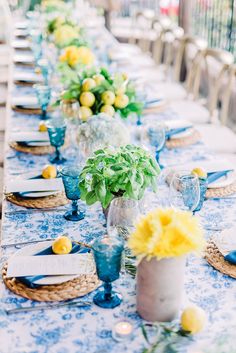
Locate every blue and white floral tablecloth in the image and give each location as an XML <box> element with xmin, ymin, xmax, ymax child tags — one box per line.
<box><xmin>0</xmin><ymin>38</ymin><xmax>236</xmax><ymax>353</ymax></box>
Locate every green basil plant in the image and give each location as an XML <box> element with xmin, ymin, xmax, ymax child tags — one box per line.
<box><xmin>79</xmin><ymin>145</ymin><xmax>160</xmax><ymax>209</ymax></box>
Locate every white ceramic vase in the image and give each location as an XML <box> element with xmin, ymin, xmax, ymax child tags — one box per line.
<box><xmin>136</xmin><ymin>256</ymin><xmax>186</xmax><ymax>322</ymax></box>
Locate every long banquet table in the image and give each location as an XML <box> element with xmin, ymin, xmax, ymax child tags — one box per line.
<box><xmin>0</xmin><ymin>18</ymin><xmax>236</xmax><ymax>353</ymax></box>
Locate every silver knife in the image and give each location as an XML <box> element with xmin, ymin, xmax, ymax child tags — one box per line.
<box><xmin>6</xmin><ymin>300</ymin><xmax>92</xmax><ymax>314</ymax></box>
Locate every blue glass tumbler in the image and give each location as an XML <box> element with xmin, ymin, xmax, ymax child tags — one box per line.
<box><xmin>60</xmin><ymin>166</ymin><xmax>85</xmax><ymax>221</ymax></box>
<box><xmin>147</xmin><ymin>124</ymin><xmax>166</xmax><ymax>167</ymax></box>
<box><xmin>34</xmin><ymin>84</ymin><xmax>51</xmax><ymax>119</ymax></box>
<box><xmin>47</xmin><ymin>118</ymin><xmax>67</xmax><ymax>164</ymax></box>
<box><xmin>194</xmin><ymin>178</ymin><xmax>208</xmax><ymax>212</ymax></box>
<box><xmin>92</xmin><ymin>236</ymin><xmax>124</xmax><ymax>309</ymax></box>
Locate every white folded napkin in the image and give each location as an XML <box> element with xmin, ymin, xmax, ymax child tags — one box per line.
<box><xmin>14</xmin><ymin>71</ymin><xmax>43</xmax><ymax>83</ymax></box>
<box><xmin>5</xmin><ymin>178</ymin><xmax>64</xmax><ymax>194</ymax></box>
<box><xmin>12</xmin><ymin>40</ymin><xmax>30</xmax><ymax>48</ymax></box>
<box><xmin>173</xmin><ymin>160</ymin><xmax>235</xmax><ymax>173</ymax></box>
<box><xmin>14</xmin><ymin>54</ymin><xmax>34</xmax><ymax>63</ymax></box>
<box><xmin>10</xmin><ymin>131</ymin><xmax>49</xmax><ymax>143</ymax></box>
<box><xmin>7</xmin><ymin>253</ymin><xmax>95</xmax><ymax>277</ymax></box>
<box><xmin>165</xmin><ymin>120</ymin><xmax>193</xmax><ymax>129</ymax></box>
<box><xmin>11</xmin><ymin>95</ymin><xmax>39</xmax><ymax>108</ymax></box>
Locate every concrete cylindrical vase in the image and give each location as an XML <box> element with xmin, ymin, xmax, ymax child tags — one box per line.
<box><xmin>136</xmin><ymin>257</ymin><xmax>186</xmax><ymax>322</ymax></box>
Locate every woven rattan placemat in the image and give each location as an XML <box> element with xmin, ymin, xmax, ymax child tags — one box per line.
<box><xmin>205</xmin><ymin>239</ymin><xmax>236</xmax><ymax>279</ymax></box>
<box><xmin>2</xmin><ymin>264</ymin><xmax>101</xmax><ymax>302</ymax></box>
<box><xmin>6</xmin><ymin>192</ymin><xmax>69</xmax><ymax>209</ymax></box>
<box><xmin>9</xmin><ymin>141</ymin><xmax>54</xmax><ymax>155</ymax></box>
<box><xmin>166</xmin><ymin>129</ymin><xmax>200</xmax><ymax>149</ymax></box>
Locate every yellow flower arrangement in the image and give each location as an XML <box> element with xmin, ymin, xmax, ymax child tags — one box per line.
<box><xmin>59</xmin><ymin>46</ymin><xmax>95</xmax><ymax>67</ymax></box>
<box><xmin>128</xmin><ymin>208</ymin><xmax>205</xmax><ymax>260</ymax></box>
<box><xmin>54</xmin><ymin>25</ymin><xmax>79</xmax><ymax>47</ymax></box>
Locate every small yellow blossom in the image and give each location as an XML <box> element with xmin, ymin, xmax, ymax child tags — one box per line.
<box><xmin>128</xmin><ymin>208</ymin><xmax>205</xmax><ymax>260</ymax></box>
<box><xmin>54</xmin><ymin>25</ymin><xmax>78</xmax><ymax>47</ymax></box>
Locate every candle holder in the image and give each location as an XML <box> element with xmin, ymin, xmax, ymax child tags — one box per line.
<box><xmin>112</xmin><ymin>320</ymin><xmax>134</xmax><ymax>341</ymax></box>
<box><xmin>92</xmin><ymin>236</ymin><xmax>124</xmax><ymax>309</ymax></box>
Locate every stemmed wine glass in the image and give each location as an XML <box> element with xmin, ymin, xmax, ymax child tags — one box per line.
<box><xmin>37</xmin><ymin>58</ymin><xmax>52</xmax><ymax>85</ymax></box>
<box><xmin>92</xmin><ymin>235</ymin><xmax>124</xmax><ymax>308</ymax></box>
<box><xmin>34</xmin><ymin>84</ymin><xmax>51</xmax><ymax>119</ymax></box>
<box><xmin>47</xmin><ymin>118</ymin><xmax>67</xmax><ymax>164</ymax></box>
<box><xmin>60</xmin><ymin>166</ymin><xmax>85</xmax><ymax>221</ymax></box>
<box><xmin>142</xmin><ymin>123</ymin><xmax>166</xmax><ymax>168</ymax></box>
<box><xmin>169</xmin><ymin>171</ymin><xmax>200</xmax><ymax>212</ymax></box>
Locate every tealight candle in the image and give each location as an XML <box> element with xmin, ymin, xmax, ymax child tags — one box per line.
<box><xmin>112</xmin><ymin>320</ymin><xmax>134</xmax><ymax>342</ymax></box>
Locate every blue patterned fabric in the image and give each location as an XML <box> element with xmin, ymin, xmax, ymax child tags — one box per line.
<box><xmin>1</xmin><ymin>50</ymin><xmax>236</xmax><ymax>353</ymax></box>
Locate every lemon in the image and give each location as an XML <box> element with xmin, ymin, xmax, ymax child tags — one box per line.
<box><xmin>191</xmin><ymin>168</ymin><xmax>207</xmax><ymax>180</ymax></box>
<box><xmin>93</xmin><ymin>74</ymin><xmax>105</xmax><ymax>85</ymax></box>
<box><xmin>181</xmin><ymin>306</ymin><xmax>207</xmax><ymax>334</ymax></box>
<box><xmin>79</xmin><ymin>92</ymin><xmax>95</xmax><ymax>107</ymax></box>
<box><xmin>101</xmin><ymin>91</ymin><xmax>115</xmax><ymax>105</ymax></box>
<box><xmin>114</xmin><ymin>94</ymin><xmax>129</xmax><ymax>109</ymax></box>
<box><xmin>52</xmin><ymin>236</ymin><xmax>72</xmax><ymax>255</ymax></box>
<box><xmin>100</xmin><ymin>104</ymin><xmax>115</xmax><ymax>117</ymax></box>
<box><xmin>79</xmin><ymin>106</ymin><xmax>93</xmax><ymax>121</ymax></box>
<box><xmin>82</xmin><ymin>78</ymin><xmax>96</xmax><ymax>91</ymax></box>
<box><xmin>42</xmin><ymin>165</ymin><xmax>57</xmax><ymax>179</ymax></box>
<box><xmin>38</xmin><ymin>121</ymin><xmax>47</xmax><ymax>132</ymax></box>
<box><xmin>35</xmin><ymin>67</ymin><xmax>41</xmax><ymax>74</ymax></box>
<box><xmin>115</xmin><ymin>85</ymin><xmax>126</xmax><ymax>96</ymax></box>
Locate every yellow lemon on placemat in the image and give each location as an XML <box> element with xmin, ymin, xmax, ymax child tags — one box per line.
<box><xmin>42</xmin><ymin>165</ymin><xmax>57</xmax><ymax>179</ymax></box>
<box><xmin>38</xmin><ymin>121</ymin><xmax>48</xmax><ymax>132</ymax></box>
<box><xmin>52</xmin><ymin>236</ymin><xmax>72</xmax><ymax>255</ymax></box>
<box><xmin>181</xmin><ymin>306</ymin><xmax>207</xmax><ymax>334</ymax></box>
<box><xmin>82</xmin><ymin>78</ymin><xmax>96</xmax><ymax>92</ymax></box>
<box><xmin>79</xmin><ymin>106</ymin><xmax>93</xmax><ymax>121</ymax></box>
<box><xmin>101</xmin><ymin>91</ymin><xmax>115</xmax><ymax>105</ymax></box>
<box><xmin>100</xmin><ymin>104</ymin><xmax>115</xmax><ymax>117</ymax></box>
<box><xmin>80</xmin><ymin>92</ymin><xmax>95</xmax><ymax>107</ymax></box>
<box><xmin>114</xmin><ymin>94</ymin><xmax>129</xmax><ymax>109</ymax></box>
<box><xmin>191</xmin><ymin>168</ymin><xmax>207</xmax><ymax>179</ymax></box>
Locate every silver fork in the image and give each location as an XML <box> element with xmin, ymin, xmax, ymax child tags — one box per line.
<box><xmin>6</xmin><ymin>300</ymin><xmax>92</xmax><ymax>314</ymax></box>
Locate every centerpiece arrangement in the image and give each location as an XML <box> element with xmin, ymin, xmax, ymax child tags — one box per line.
<box><xmin>79</xmin><ymin>145</ymin><xmax>160</xmax><ymax>210</ymax></box>
<box><xmin>59</xmin><ymin>67</ymin><xmax>143</xmax><ymax>120</ymax></box>
<box><xmin>128</xmin><ymin>207</ymin><xmax>205</xmax><ymax>322</ymax></box>
<box><xmin>77</xmin><ymin>113</ymin><xmax>130</xmax><ymax>148</ymax></box>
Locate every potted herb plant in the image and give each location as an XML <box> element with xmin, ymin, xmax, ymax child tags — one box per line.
<box><xmin>79</xmin><ymin>145</ymin><xmax>160</xmax><ymax>213</ymax></box>
<box><xmin>128</xmin><ymin>207</ymin><xmax>205</xmax><ymax>322</ymax></box>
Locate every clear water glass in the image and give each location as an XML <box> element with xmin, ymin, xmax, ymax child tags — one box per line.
<box><xmin>169</xmin><ymin>171</ymin><xmax>200</xmax><ymax>212</ymax></box>
<box><xmin>92</xmin><ymin>236</ymin><xmax>124</xmax><ymax>308</ymax></box>
<box><xmin>34</xmin><ymin>84</ymin><xmax>51</xmax><ymax>119</ymax></box>
<box><xmin>60</xmin><ymin>100</ymin><xmax>81</xmax><ymax>157</ymax></box>
<box><xmin>47</xmin><ymin>118</ymin><xmax>67</xmax><ymax>164</ymax></box>
<box><xmin>60</xmin><ymin>166</ymin><xmax>85</xmax><ymax>222</ymax></box>
<box><xmin>107</xmin><ymin>197</ymin><xmax>141</xmax><ymax>241</ymax></box>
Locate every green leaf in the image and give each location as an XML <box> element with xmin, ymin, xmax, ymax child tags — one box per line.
<box><xmin>85</xmin><ymin>191</ymin><xmax>98</xmax><ymax>205</ymax></box>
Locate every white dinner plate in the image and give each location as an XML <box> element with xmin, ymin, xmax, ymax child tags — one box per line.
<box><xmin>12</xmin><ymin>40</ymin><xmax>30</xmax><ymax>49</ymax></box>
<box><xmin>14</xmin><ymin>54</ymin><xmax>34</xmax><ymax>64</ymax></box>
<box><xmin>14</xmin><ymin>71</ymin><xmax>43</xmax><ymax>83</ymax></box>
<box><xmin>207</xmin><ymin>171</ymin><xmax>236</xmax><ymax>189</ymax></box>
<box><xmin>215</xmin><ymin>229</ymin><xmax>236</xmax><ymax>256</ymax></box>
<box><xmin>11</xmin><ymin>241</ymin><xmax>84</xmax><ymax>285</ymax></box>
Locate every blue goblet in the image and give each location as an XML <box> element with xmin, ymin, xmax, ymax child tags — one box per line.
<box><xmin>146</xmin><ymin>123</ymin><xmax>166</xmax><ymax>167</ymax></box>
<box><xmin>34</xmin><ymin>84</ymin><xmax>51</xmax><ymax>119</ymax></box>
<box><xmin>47</xmin><ymin>118</ymin><xmax>67</xmax><ymax>164</ymax></box>
<box><xmin>60</xmin><ymin>166</ymin><xmax>85</xmax><ymax>221</ymax></box>
<box><xmin>92</xmin><ymin>236</ymin><xmax>124</xmax><ymax>309</ymax></box>
<box><xmin>194</xmin><ymin>178</ymin><xmax>208</xmax><ymax>212</ymax></box>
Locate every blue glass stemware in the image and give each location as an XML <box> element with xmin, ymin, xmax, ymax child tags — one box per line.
<box><xmin>37</xmin><ymin>58</ymin><xmax>52</xmax><ymax>84</ymax></box>
<box><xmin>92</xmin><ymin>236</ymin><xmax>124</xmax><ymax>309</ymax></box>
<box><xmin>194</xmin><ymin>178</ymin><xmax>208</xmax><ymax>212</ymax></box>
<box><xmin>34</xmin><ymin>84</ymin><xmax>51</xmax><ymax>119</ymax></box>
<box><xmin>169</xmin><ymin>171</ymin><xmax>200</xmax><ymax>212</ymax></box>
<box><xmin>146</xmin><ymin>123</ymin><xmax>166</xmax><ymax>167</ymax></box>
<box><xmin>47</xmin><ymin>118</ymin><xmax>67</xmax><ymax>164</ymax></box>
<box><xmin>31</xmin><ymin>41</ymin><xmax>43</xmax><ymax>64</ymax></box>
<box><xmin>60</xmin><ymin>166</ymin><xmax>85</xmax><ymax>222</ymax></box>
